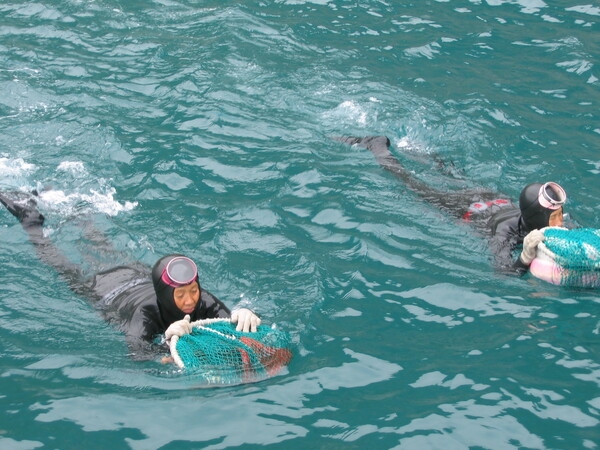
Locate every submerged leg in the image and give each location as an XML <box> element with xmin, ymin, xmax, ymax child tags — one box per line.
<box><xmin>0</xmin><ymin>192</ymin><xmax>44</xmax><ymax>228</ymax></box>
<box><xmin>335</xmin><ymin>135</ymin><xmax>426</xmax><ymax>185</ymax></box>
<box><xmin>336</xmin><ymin>135</ymin><xmax>503</xmax><ymax>218</ymax></box>
<box><xmin>0</xmin><ymin>191</ymin><xmax>90</xmax><ymax>297</ymax></box>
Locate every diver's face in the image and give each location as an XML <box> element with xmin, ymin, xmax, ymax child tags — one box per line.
<box><xmin>173</xmin><ymin>281</ymin><xmax>200</xmax><ymax>314</ymax></box>
<box><xmin>548</xmin><ymin>208</ymin><xmax>564</xmax><ymax>227</ymax></box>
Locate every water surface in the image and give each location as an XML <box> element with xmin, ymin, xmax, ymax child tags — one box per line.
<box><xmin>1</xmin><ymin>1</ymin><xmax>599</xmax><ymax>449</ymax></box>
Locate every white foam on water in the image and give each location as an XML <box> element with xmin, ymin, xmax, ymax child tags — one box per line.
<box><xmin>1</xmin><ymin>156</ymin><xmax>136</xmax><ymax>217</ymax></box>
<box><xmin>0</xmin><ymin>157</ymin><xmax>37</xmax><ymax>178</ymax></box>
<box><xmin>39</xmin><ymin>187</ymin><xmax>137</xmax><ymax>217</ymax></box>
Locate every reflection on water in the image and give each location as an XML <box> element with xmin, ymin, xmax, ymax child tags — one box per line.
<box><xmin>28</xmin><ymin>349</ymin><xmax>400</xmax><ymax>449</ymax></box>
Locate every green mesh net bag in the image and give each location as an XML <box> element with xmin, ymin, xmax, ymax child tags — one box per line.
<box><xmin>530</xmin><ymin>227</ymin><xmax>600</xmax><ymax>288</ymax></box>
<box><xmin>169</xmin><ymin>319</ymin><xmax>293</xmax><ymax>384</ymax></box>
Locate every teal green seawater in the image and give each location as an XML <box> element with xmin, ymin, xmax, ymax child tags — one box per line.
<box><xmin>1</xmin><ymin>1</ymin><xmax>599</xmax><ymax>449</ymax></box>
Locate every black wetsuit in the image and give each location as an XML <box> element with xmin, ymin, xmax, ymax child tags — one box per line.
<box><xmin>0</xmin><ymin>193</ymin><xmax>230</xmax><ymax>360</ymax></box>
<box><xmin>486</xmin><ymin>208</ymin><xmax>530</xmax><ymax>274</ymax></box>
<box><xmin>337</xmin><ymin>136</ymin><xmax>530</xmax><ymax>275</ymax></box>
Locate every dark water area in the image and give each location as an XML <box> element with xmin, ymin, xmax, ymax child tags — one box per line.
<box><xmin>1</xmin><ymin>1</ymin><xmax>599</xmax><ymax>449</ymax></box>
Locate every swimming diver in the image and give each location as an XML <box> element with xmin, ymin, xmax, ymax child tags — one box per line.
<box><xmin>336</xmin><ymin>136</ymin><xmax>568</xmax><ymax>275</ymax></box>
<box><xmin>0</xmin><ymin>191</ymin><xmax>260</xmax><ymax>361</ymax></box>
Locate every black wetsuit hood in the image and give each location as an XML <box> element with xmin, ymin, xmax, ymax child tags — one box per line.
<box><xmin>152</xmin><ymin>254</ymin><xmax>203</xmax><ymax>325</ymax></box>
<box><xmin>519</xmin><ymin>183</ymin><xmax>554</xmax><ymax>231</ymax></box>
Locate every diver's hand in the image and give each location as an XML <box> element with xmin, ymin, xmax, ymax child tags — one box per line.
<box><xmin>520</xmin><ymin>229</ymin><xmax>545</xmax><ymax>265</ymax></box>
<box><xmin>165</xmin><ymin>314</ymin><xmax>192</xmax><ymax>341</ymax></box>
<box><xmin>231</xmin><ymin>308</ymin><xmax>261</xmax><ymax>333</ymax></box>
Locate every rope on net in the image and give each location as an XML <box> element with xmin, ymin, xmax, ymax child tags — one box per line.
<box><xmin>169</xmin><ymin>318</ymin><xmax>293</xmax><ymax>384</ymax></box>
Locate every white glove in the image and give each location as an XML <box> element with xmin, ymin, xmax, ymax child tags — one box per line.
<box><xmin>165</xmin><ymin>314</ymin><xmax>192</xmax><ymax>341</ymax></box>
<box><xmin>520</xmin><ymin>229</ymin><xmax>545</xmax><ymax>265</ymax></box>
<box><xmin>230</xmin><ymin>308</ymin><xmax>261</xmax><ymax>333</ymax></box>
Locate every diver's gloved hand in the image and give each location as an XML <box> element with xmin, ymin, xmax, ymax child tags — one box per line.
<box><xmin>520</xmin><ymin>229</ymin><xmax>545</xmax><ymax>265</ymax></box>
<box><xmin>164</xmin><ymin>314</ymin><xmax>192</xmax><ymax>341</ymax></box>
<box><xmin>231</xmin><ymin>308</ymin><xmax>261</xmax><ymax>333</ymax></box>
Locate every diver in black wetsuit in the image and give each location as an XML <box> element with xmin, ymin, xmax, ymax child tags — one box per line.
<box><xmin>337</xmin><ymin>136</ymin><xmax>568</xmax><ymax>275</ymax></box>
<box><xmin>0</xmin><ymin>192</ymin><xmax>260</xmax><ymax>361</ymax></box>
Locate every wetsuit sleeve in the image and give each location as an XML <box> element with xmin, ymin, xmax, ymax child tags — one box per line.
<box><xmin>124</xmin><ymin>302</ymin><xmax>166</xmax><ymax>361</ymax></box>
<box><xmin>95</xmin><ymin>278</ymin><xmax>166</xmax><ymax>360</ymax></box>
<box><xmin>488</xmin><ymin>221</ymin><xmax>529</xmax><ymax>276</ymax></box>
<box><xmin>512</xmin><ymin>256</ymin><xmax>530</xmax><ymax>276</ymax></box>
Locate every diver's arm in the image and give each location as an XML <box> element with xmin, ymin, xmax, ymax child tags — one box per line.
<box><xmin>506</xmin><ymin>230</ymin><xmax>544</xmax><ymax>276</ymax></box>
<box><xmin>488</xmin><ymin>230</ymin><xmax>529</xmax><ymax>276</ymax></box>
<box><xmin>513</xmin><ymin>257</ymin><xmax>530</xmax><ymax>276</ymax></box>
